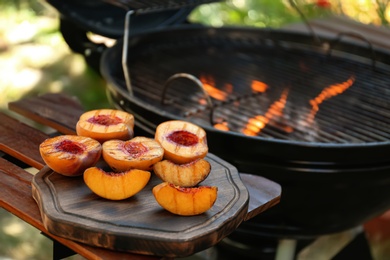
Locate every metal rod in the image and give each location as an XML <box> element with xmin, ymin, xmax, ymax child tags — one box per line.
<box><xmin>161</xmin><ymin>73</ymin><xmax>217</xmax><ymax>125</ymax></box>
<box><xmin>327</xmin><ymin>32</ymin><xmax>377</xmax><ymax>69</ymax></box>
<box><xmin>122</xmin><ymin>10</ymin><xmax>135</xmax><ymax>96</ymax></box>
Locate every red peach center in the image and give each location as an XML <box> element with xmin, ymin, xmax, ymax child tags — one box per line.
<box><xmin>55</xmin><ymin>139</ymin><xmax>85</xmax><ymax>154</ymax></box>
<box><xmin>87</xmin><ymin>115</ymin><xmax>122</xmax><ymax>126</ymax></box>
<box><xmin>167</xmin><ymin>131</ymin><xmax>198</xmax><ymax>146</ymax></box>
<box><xmin>123</xmin><ymin>142</ymin><xmax>148</xmax><ymax>157</ymax></box>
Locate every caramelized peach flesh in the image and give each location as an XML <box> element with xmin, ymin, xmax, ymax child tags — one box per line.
<box><xmin>102</xmin><ymin>136</ymin><xmax>164</xmax><ymax>172</ymax></box>
<box><xmin>155</xmin><ymin>120</ymin><xmax>208</xmax><ymax>164</ymax></box>
<box><xmin>153</xmin><ymin>159</ymin><xmax>211</xmax><ymax>187</ymax></box>
<box><xmin>84</xmin><ymin>167</ymin><xmax>151</xmax><ymax>200</ymax></box>
<box><xmin>76</xmin><ymin>109</ymin><xmax>134</xmax><ymax>143</ymax></box>
<box><xmin>39</xmin><ymin>135</ymin><xmax>102</xmax><ymax>176</ymax></box>
<box><xmin>153</xmin><ymin>182</ymin><xmax>218</xmax><ymax>216</ymax></box>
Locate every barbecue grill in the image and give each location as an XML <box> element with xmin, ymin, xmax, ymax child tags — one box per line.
<box><xmin>102</xmin><ymin>23</ymin><xmax>390</xmax><ymax>234</ymax></box>
<box><xmin>46</xmin><ymin>0</ymin><xmax>390</xmax><ymax>258</ymax></box>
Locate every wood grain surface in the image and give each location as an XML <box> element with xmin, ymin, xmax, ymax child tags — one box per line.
<box><xmin>32</xmin><ymin>153</ymin><xmax>250</xmax><ymax>258</ymax></box>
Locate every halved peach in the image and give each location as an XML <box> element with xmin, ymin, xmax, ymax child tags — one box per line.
<box><xmin>155</xmin><ymin>120</ymin><xmax>208</xmax><ymax>164</ymax></box>
<box><xmin>153</xmin><ymin>159</ymin><xmax>211</xmax><ymax>187</ymax></box>
<box><xmin>39</xmin><ymin>135</ymin><xmax>101</xmax><ymax>177</ymax></box>
<box><xmin>84</xmin><ymin>167</ymin><xmax>150</xmax><ymax>200</ymax></box>
<box><xmin>102</xmin><ymin>136</ymin><xmax>164</xmax><ymax>172</ymax></box>
<box><xmin>152</xmin><ymin>182</ymin><xmax>218</xmax><ymax>216</ymax></box>
<box><xmin>76</xmin><ymin>109</ymin><xmax>134</xmax><ymax>143</ymax></box>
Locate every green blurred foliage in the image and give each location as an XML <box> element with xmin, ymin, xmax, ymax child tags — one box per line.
<box><xmin>190</xmin><ymin>0</ymin><xmax>333</xmax><ymax>28</ymax></box>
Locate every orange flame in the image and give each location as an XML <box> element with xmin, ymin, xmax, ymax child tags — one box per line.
<box><xmin>242</xmin><ymin>88</ymin><xmax>290</xmax><ymax>136</ymax></box>
<box><xmin>199</xmin><ymin>74</ymin><xmax>228</xmax><ymax>101</ymax></box>
<box><xmin>206</xmin><ymin>77</ymin><xmax>269</xmax><ymax>132</ymax></box>
<box><xmin>214</xmin><ymin>121</ymin><xmax>229</xmax><ymax>131</ymax></box>
<box><xmin>308</xmin><ymin>76</ymin><xmax>355</xmax><ymax>122</ymax></box>
<box><xmin>251</xmin><ymin>80</ymin><xmax>268</xmax><ymax>93</ymax></box>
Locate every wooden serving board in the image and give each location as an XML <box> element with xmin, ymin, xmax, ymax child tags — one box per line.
<box><xmin>32</xmin><ymin>153</ymin><xmax>251</xmax><ymax>258</ymax></box>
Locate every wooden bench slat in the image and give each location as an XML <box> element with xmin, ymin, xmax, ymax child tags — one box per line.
<box><xmin>0</xmin><ymin>113</ymin><xmax>47</xmax><ymax>170</ymax></box>
<box><xmin>8</xmin><ymin>93</ymin><xmax>84</xmax><ymax>135</ymax></box>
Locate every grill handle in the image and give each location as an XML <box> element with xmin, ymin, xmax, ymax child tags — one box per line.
<box><xmin>121</xmin><ymin>2</ymin><xmax>220</xmax><ymax>96</ymax></box>
<box><xmin>122</xmin><ymin>10</ymin><xmax>135</xmax><ymax>96</ymax></box>
<box><xmin>161</xmin><ymin>73</ymin><xmax>218</xmax><ymax>126</ymax></box>
<box><xmin>327</xmin><ymin>32</ymin><xmax>377</xmax><ymax>69</ymax></box>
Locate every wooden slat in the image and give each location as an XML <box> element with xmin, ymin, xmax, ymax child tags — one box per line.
<box><xmin>0</xmin><ymin>112</ymin><xmax>47</xmax><ymax>170</ymax></box>
<box><xmin>8</xmin><ymin>93</ymin><xmax>84</xmax><ymax>135</ymax></box>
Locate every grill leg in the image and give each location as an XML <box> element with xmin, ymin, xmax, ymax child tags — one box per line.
<box><xmin>296</xmin><ymin>226</ymin><xmax>362</xmax><ymax>259</ymax></box>
<box><xmin>275</xmin><ymin>239</ymin><xmax>297</xmax><ymax>260</ymax></box>
<box><xmin>53</xmin><ymin>240</ymin><xmax>76</xmax><ymax>260</ymax></box>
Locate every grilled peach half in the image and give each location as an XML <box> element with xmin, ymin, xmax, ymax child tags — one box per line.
<box><xmin>102</xmin><ymin>136</ymin><xmax>164</xmax><ymax>172</ymax></box>
<box><xmin>155</xmin><ymin>120</ymin><xmax>208</xmax><ymax>164</ymax></box>
<box><xmin>84</xmin><ymin>167</ymin><xmax>150</xmax><ymax>200</ymax></box>
<box><xmin>153</xmin><ymin>159</ymin><xmax>211</xmax><ymax>187</ymax></box>
<box><xmin>153</xmin><ymin>182</ymin><xmax>218</xmax><ymax>216</ymax></box>
<box><xmin>39</xmin><ymin>135</ymin><xmax>102</xmax><ymax>177</ymax></box>
<box><xmin>76</xmin><ymin>109</ymin><xmax>134</xmax><ymax>143</ymax></box>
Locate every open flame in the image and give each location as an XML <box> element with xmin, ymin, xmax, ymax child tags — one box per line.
<box><xmin>200</xmin><ymin>75</ymin><xmax>269</xmax><ymax>132</ymax></box>
<box><xmin>208</xmin><ymin>73</ymin><xmax>355</xmax><ymax>136</ymax></box>
<box><xmin>242</xmin><ymin>88</ymin><xmax>290</xmax><ymax>136</ymax></box>
<box><xmin>210</xmin><ymin>76</ymin><xmax>268</xmax><ymax>131</ymax></box>
<box><xmin>251</xmin><ymin>80</ymin><xmax>268</xmax><ymax>93</ymax></box>
<box><xmin>214</xmin><ymin>121</ymin><xmax>229</xmax><ymax>131</ymax></box>
<box><xmin>307</xmin><ymin>76</ymin><xmax>355</xmax><ymax>123</ymax></box>
<box><xmin>199</xmin><ymin>74</ymin><xmax>230</xmax><ymax>101</ymax></box>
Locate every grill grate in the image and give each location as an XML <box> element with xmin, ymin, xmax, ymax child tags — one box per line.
<box><xmin>110</xmin><ymin>28</ymin><xmax>390</xmax><ymax>144</ymax></box>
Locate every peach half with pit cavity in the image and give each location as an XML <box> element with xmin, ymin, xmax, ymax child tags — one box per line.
<box><xmin>102</xmin><ymin>136</ymin><xmax>164</xmax><ymax>172</ymax></box>
<box><xmin>155</xmin><ymin>120</ymin><xmax>208</xmax><ymax>164</ymax></box>
<box><xmin>76</xmin><ymin>109</ymin><xmax>134</xmax><ymax>143</ymax></box>
<box><xmin>39</xmin><ymin>135</ymin><xmax>102</xmax><ymax>177</ymax></box>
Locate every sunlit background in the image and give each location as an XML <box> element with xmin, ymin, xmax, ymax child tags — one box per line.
<box><xmin>0</xmin><ymin>0</ymin><xmax>389</xmax><ymax>259</ymax></box>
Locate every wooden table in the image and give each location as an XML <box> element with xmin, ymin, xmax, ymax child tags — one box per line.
<box><xmin>0</xmin><ymin>93</ymin><xmax>281</xmax><ymax>259</ymax></box>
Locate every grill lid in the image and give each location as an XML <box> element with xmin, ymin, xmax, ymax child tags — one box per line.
<box><xmin>102</xmin><ymin>0</ymin><xmax>221</xmax><ymax>13</ymax></box>
<box><xmin>45</xmin><ymin>0</ymin><xmax>206</xmax><ymax>38</ymax></box>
